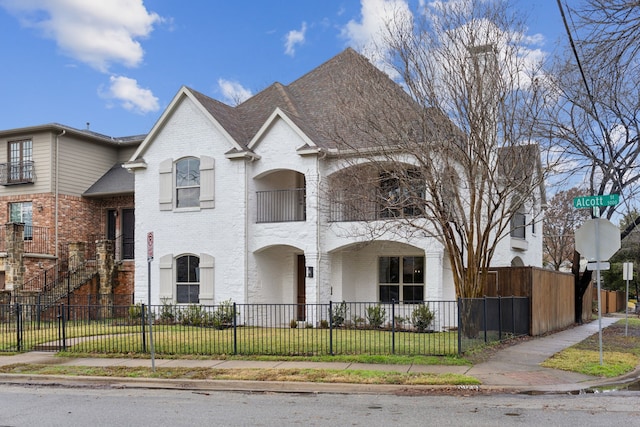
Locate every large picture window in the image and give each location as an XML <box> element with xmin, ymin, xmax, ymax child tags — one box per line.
<box><xmin>176</xmin><ymin>157</ymin><xmax>200</xmax><ymax>208</ymax></box>
<box><xmin>176</xmin><ymin>255</ymin><xmax>199</xmax><ymax>303</ymax></box>
<box><xmin>379</xmin><ymin>256</ymin><xmax>424</xmax><ymax>303</ymax></box>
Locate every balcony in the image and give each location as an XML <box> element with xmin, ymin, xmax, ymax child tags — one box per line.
<box><xmin>256</xmin><ymin>188</ymin><xmax>306</xmax><ymax>223</ymax></box>
<box><xmin>0</xmin><ymin>225</ymin><xmax>52</xmax><ymax>255</ymax></box>
<box><xmin>0</xmin><ymin>160</ymin><xmax>35</xmax><ymax>185</ymax></box>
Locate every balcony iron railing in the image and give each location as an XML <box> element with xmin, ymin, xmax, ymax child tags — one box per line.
<box><xmin>0</xmin><ymin>225</ymin><xmax>52</xmax><ymax>255</ymax></box>
<box><xmin>0</xmin><ymin>160</ymin><xmax>35</xmax><ymax>185</ymax></box>
<box><xmin>256</xmin><ymin>188</ymin><xmax>306</xmax><ymax>223</ymax></box>
<box><xmin>329</xmin><ymin>197</ymin><xmax>425</xmax><ymax>222</ymax></box>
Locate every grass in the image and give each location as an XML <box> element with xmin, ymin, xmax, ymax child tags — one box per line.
<box><xmin>541</xmin><ymin>318</ymin><xmax>640</xmax><ymax>377</ymax></box>
<box><xmin>0</xmin><ymin>363</ymin><xmax>479</xmax><ymax>386</ymax></box>
<box><xmin>1</xmin><ymin>321</ymin><xmax>460</xmax><ymax>356</ymax></box>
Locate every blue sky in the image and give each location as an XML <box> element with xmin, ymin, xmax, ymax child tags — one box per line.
<box><xmin>0</xmin><ymin>0</ymin><xmax>566</xmax><ymax>137</ymax></box>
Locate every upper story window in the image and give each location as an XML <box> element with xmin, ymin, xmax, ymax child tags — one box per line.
<box><xmin>379</xmin><ymin>170</ymin><xmax>425</xmax><ymax>218</ymax></box>
<box><xmin>176</xmin><ymin>157</ymin><xmax>200</xmax><ymax>208</ymax></box>
<box><xmin>1</xmin><ymin>139</ymin><xmax>34</xmax><ymax>185</ymax></box>
<box><xmin>510</xmin><ymin>211</ymin><xmax>526</xmax><ymax>239</ymax></box>
<box><xmin>159</xmin><ymin>156</ymin><xmax>215</xmax><ymax>211</ymax></box>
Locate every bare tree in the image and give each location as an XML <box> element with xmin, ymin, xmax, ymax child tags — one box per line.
<box><xmin>549</xmin><ymin>0</ymin><xmax>640</xmax><ymax>220</ymax></box>
<box><xmin>543</xmin><ymin>187</ymin><xmax>591</xmax><ymax>270</ymax></box>
<box><xmin>327</xmin><ymin>0</ymin><xmax>554</xmax><ymax>299</ymax></box>
<box><xmin>544</xmin><ymin>1</ymin><xmax>640</xmax><ymax>321</ymax></box>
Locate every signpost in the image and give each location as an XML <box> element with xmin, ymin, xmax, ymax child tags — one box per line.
<box><xmin>623</xmin><ymin>262</ymin><xmax>633</xmax><ymax>336</ymax></box>
<box><xmin>147</xmin><ymin>232</ymin><xmax>156</xmax><ymax>372</ymax></box>
<box><xmin>574</xmin><ymin>194</ymin><xmax>621</xmax><ymax>365</ymax></box>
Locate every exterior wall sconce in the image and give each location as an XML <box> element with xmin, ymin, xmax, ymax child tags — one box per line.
<box><xmin>306</xmin><ymin>266</ymin><xmax>313</xmax><ymax>278</ymax></box>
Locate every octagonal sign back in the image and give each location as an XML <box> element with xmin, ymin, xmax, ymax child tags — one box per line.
<box><xmin>574</xmin><ymin>218</ymin><xmax>621</xmax><ymax>261</ymax></box>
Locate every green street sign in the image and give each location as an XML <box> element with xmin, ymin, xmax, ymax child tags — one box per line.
<box><xmin>573</xmin><ymin>194</ymin><xmax>619</xmax><ymax>209</ymax></box>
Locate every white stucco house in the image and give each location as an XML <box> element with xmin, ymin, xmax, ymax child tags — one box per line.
<box><xmin>124</xmin><ymin>48</ymin><xmax>543</xmax><ymax>317</ymax></box>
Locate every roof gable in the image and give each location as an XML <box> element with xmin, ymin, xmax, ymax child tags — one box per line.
<box><xmin>129</xmin><ymin>48</ymin><xmax>431</xmax><ymax>163</ymax></box>
<box><xmin>247</xmin><ymin>107</ymin><xmax>317</xmax><ymax>152</ymax></box>
<box><xmin>128</xmin><ymin>86</ymin><xmax>245</xmax><ymax>162</ymax></box>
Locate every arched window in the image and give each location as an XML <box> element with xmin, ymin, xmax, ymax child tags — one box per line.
<box><xmin>176</xmin><ymin>255</ymin><xmax>199</xmax><ymax>303</ymax></box>
<box><xmin>175</xmin><ymin>157</ymin><xmax>200</xmax><ymax>208</ymax></box>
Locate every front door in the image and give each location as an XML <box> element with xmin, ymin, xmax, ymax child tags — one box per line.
<box><xmin>122</xmin><ymin>209</ymin><xmax>135</xmax><ymax>260</ymax></box>
<box><xmin>297</xmin><ymin>254</ymin><xmax>306</xmax><ymax>321</ymax></box>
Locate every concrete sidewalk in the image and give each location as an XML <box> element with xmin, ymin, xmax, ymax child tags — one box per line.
<box><xmin>0</xmin><ymin>316</ymin><xmax>634</xmax><ymax>394</ymax></box>
<box><xmin>466</xmin><ymin>316</ymin><xmax>625</xmax><ymax>391</ymax></box>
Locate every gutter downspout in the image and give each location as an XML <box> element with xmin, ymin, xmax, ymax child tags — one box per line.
<box><xmin>55</xmin><ymin>130</ymin><xmax>65</xmax><ymax>258</ymax></box>
<box><xmin>244</xmin><ymin>157</ymin><xmax>252</xmax><ymax>304</ymax></box>
<box><xmin>316</xmin><ymin>153</ymin><xmax>322</xmax><ymax>305</ymax></box>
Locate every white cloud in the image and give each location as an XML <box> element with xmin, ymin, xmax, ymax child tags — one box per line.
<box><xmin>341</xmin><ymin>0</ymin><xmax>411</xmax><ymax>78</ymax></box>
<box><xmin>0</xmin><ymin>0</ymin><xmax>161</xmax><ymax>72</ymax></box>
<box><xmin>284</xmin><ymin>22</ymin><xmax>307</xmax><ymax>56</ymax></box>
<box><xmin>103</xmin><ymin>75</ymin><xmax>159</xmax><ymax>114</ymax></box>
<box><xmin>218</xmin><ymin>78</ymin><xmax>252</xmax><ymax>106</ymax></box>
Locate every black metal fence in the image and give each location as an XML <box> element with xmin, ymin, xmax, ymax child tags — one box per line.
<box><xmin>0</xmin><ymin>297</ymin><xmax>529</xmax><ymax>356</ymax></box>
<box><xmin>458</xmin><ymin>297</ymin><xmax>530</xmax><ymax>352</ymax></box>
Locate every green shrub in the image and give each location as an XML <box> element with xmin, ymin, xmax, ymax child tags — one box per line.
<box><xmin>290</xmin><ymin>319</ymin><xmax>298</xmax><ymax>328</ymax></box>
<box><xmin>411</xmin><ymin>304</ymin><xmax>434</xmax><ymax>333</ymax></box>
<box><xmin>352</xmin><ymin>315</ymin><xmax>365</xmax><ymax>327</ymax></box>
<box><xmin>158</xmin><ymin>299</ymin><xmax>176</xmax><ymax>323</ymax></box>
<box><xmin>211</xmin><ymin>300</ymin><xmax>236</xmax><ymax>330</ymax></box>
<box><xmin>331</xmin><ymin>301</ymin><xmax>348</xmax><ymax>328</ymax></box>
<box><xmin>178</xmin><ymin>304</ymin><xmax>212</xmax><ymax>327</ymax></box>
<box><xmin>128</xmin><ymin>303</ymin><xmax>143</xmax><ymax>320</ymax></box>
<box><xmin>365</xmin><ymin>305</ymin><xmax>386</xmax><ymax>328</ymax></box>
<box><xmin>319</xmin><ymin>319</ymin><xmax>329</xmax><ymax>329</ymax></box>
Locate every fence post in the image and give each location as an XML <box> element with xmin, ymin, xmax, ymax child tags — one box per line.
<box><xmin>67</xmin><ymin>275</ymin><xmax>71</xmax><ymax>320</ymax></box>
<box><xmin>36</xmin><ymin>293</ymin><xmax>41</xmax><ymax>329</ymax></box>
<box><xmin>141</xmin><ymin>303</ymin><xmax>146</xmax><ymax>353</ymax></box>
<box><xmin>329</xmin><ymin>301</ymin><xmax>333</xmax><ymax>356</ymax></box>
<box><xmin>512</xmin><ymin>297</ymin><xmax>516</xmax><ymax>336</ymax></box>
<box><xmin>233</xmin><ymin>302</ymin><xmax>237</xmax><ymax>355</ymax></box>
<box><xmin>391</xmin><ymin>299</ymin><xmax>396</xmax><ymax>355</ymax></box>
<box><xmin>15</xmin><ymin>303</ymin><xmax>22</xmax><ymax>352</ymax></box>
<box><xmin>457</xmin><ymin>298</ymin><xmax>462</xmax><ymax>356</ymax></box>
<box><xmin>483</xmin><ymin>298</ymin><xmax>487</xmax><ymax>343</ymax></box>
<box><xmin>60</xmin><ymin>304</ymin><xmax>67</xmax><ymax>351</ymax></box>
<box><xmin>498</xmin><ymin>296</ymin><xmax>502</xmax><ymax>341</ymax></box>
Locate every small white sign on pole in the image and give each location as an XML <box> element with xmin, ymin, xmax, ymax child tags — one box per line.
<box><xmin>623</xmin><ymin>262</ymin><xmax>633</xmax><ymax>281</ymax></box>
<box><xmin>623</xmin><ymin>262</ymin><xmax>633</xmax><ymax>336</ymax></box>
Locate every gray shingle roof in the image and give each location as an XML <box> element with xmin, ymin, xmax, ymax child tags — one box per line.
<box><xmin>83</xmin><ymin>163</ymin><xmax>134</xmax><ymax>197</ymax></box>
<box><xmin>189</xmin><ymin>48</ymin><xmax>430</xmax><ymax>152</ymax></box>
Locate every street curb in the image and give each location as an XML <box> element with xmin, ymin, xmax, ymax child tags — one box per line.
<box><xmin>0</xmin><ymin>373</ymin><xmax>510</xmax><ymax>395</ymax></box>
<box><xmin>3</xmin><ymin>371</ymin><xmax>635</xmax><ymax>395</ymax></box>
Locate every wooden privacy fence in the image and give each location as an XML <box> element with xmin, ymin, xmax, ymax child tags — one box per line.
<box><xmin>485</xmin><ymin>266</ymin><xmax>585</xmax><ymax>336</ymax></box>
<box><xmin>595</xmin><ymin>289</ymin><xmax>627</xmax><ymax>314</ymax></box>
